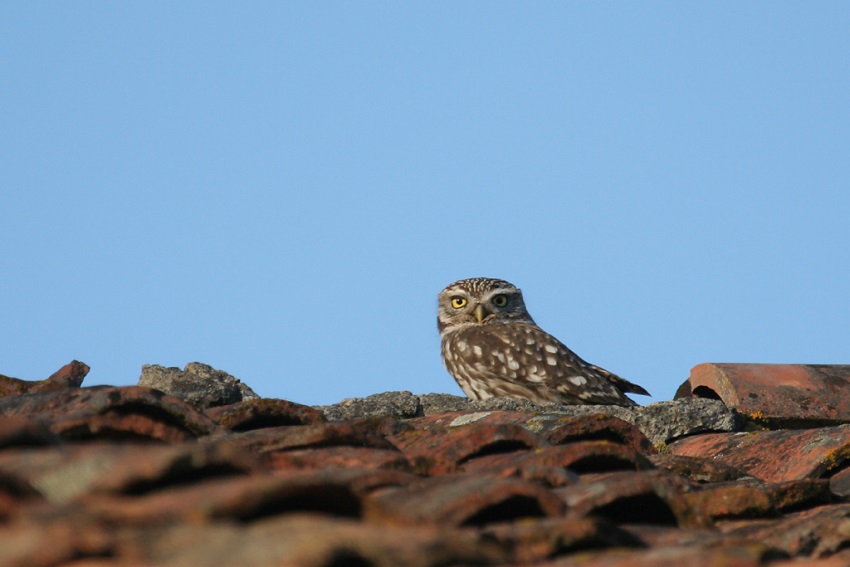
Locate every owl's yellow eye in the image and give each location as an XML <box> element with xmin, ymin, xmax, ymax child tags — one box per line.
<box><xmin>492</xmin><ymin>294</ymin><xmax>508</xmax><ymax>307</ymax></box>
<box><xmin>450</xmin><ymin>297</ymin><xmax>467</xmax><ymax>309</ymax></box>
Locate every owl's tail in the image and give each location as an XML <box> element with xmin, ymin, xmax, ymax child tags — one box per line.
<box><xmin>591</xmin><ymin>365</ymin><xmax>651</xmax><ymax>398</ymax></box>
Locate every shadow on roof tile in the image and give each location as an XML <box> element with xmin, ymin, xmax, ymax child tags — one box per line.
<box><xmin>719</xmin><ymin>502</ymin><xmax>850</xmax><ymax>558</ymax></box>
<box><xmin>365</xmin><ymin>475</ymin><xmax>565</xmax><ymax>527</ymax></box>
<box><xmin>81</xmin><ymin>469</ymin><xmax>391</xmax><ymax>526</ymax></box>
<box><xmin>0</xmin><ymin>441</ymin><xmax>260</xmax><ymax>503</ymax></box>
<box><xmin>535</xmin><ymin>543</ymin><xmax>780</xmax><ymax>567</ymax></box>
<box><xmin>225</xmin><ymin>417</ymin><xmax>405</xmax><ymax>454</ymax></box>
<box><xmin>268</xmin><ymin>446</ymin><xmax>414</xmax><ymax>473</ymax></box>
<box><xmin>0</xmin><ymin>416</ymin><xmax>57</xmax><ymax>449</ymax></box>
<box><xmin>556</xmin><ymin>470</ymin><xmax>699</xmax><ymax>528</ymax></box>
<box><xmin>481</xmin><ymin>516</ymin><xmax>645</xmax><ymax>563</ymax></box>
<box><xmin>387</xmin><ymin>421</ymin><xmax>545</xmax><ymax>475</ymax></box>
<box><xmin>649</xmin><ymin>453</ymin><xmax>747</xmax><ymax>484</ymax></box>
<box><xmin>461</xmin><ymin>441</ymin><xmax>651</xmax><ymax>479</ymax></box>
<box><xmin>204</xmin><ymin>398</ymin><xmax>326</xmax><ymax>431</ymax></box>
<box><xmin>546</xmin><ymin>414</ymin><xmax>655</xmax><ymax>454</ymax></box>
<box><xmin>114</xmin><ymin>514</ymin><xmax>507</xmax><ymax>567</ymax></box>
<box><xmin>0</xmin><ymin>386</ymin><xmax>219</xmax><ymax>442</ymax></box>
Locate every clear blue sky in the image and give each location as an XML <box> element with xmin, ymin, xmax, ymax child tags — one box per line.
<box><xmin>3</xmin><ymin>3</ymin><xmax>849</xmax><ymax>406</ymax></box>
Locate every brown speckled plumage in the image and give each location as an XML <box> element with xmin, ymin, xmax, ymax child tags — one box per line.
<box><xmin>437</xmin><ymin>277</ymin><xmax>649</xmax><ymax>406</ymax></box>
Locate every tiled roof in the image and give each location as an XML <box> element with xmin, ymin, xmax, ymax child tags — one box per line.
<box><xmin>2</xmin><ymin>361</ymin><xmax>850</xmax><ymax>566</ymax></box>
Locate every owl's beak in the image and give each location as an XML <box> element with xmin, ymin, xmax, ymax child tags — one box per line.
<box><xmin>473</xmin><ymin>304</ymin><xmax>486</xmax><ymax>323</ymax></box>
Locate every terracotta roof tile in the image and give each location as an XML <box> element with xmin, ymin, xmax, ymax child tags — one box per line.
<box><xmin>461</xmin><ymin>441</ymin><xmax>651</xmax><ymax>478</ymax></box>
<box><xmin>5</xmin><ymin>361</ymin><xmax>850</xmax><ymax>565</ymax></box>
<box><xmin>365</xmin><ymin>475</ymin><xmax>566</xmax><ymax>526</ymax></box>
<box><xmin>0</xmin><ymin>442</ymin><xmax>259</xmax><ymax>504</ymax></box>
<box><xmin>481</xmin><ymin>517</ymin><xmax>644</xmax><ymax>563</ymax></box>
<box><xmin>718</xmin><ymin>503</ymin><xmax>850</xmax><ymax>558</ymax></box>
<box><xmin>649</xmin><ymin>453</ymin><xmax>747</xmax><ymax>483</ymax></box>
<box><xmin>116</xmin><ymin>514</ymin><xmax>507</xmax><ymax>567</ymax></box>
<box><xmin>545</xmin><ymin>413</ymin><xmax>655</xmax><ymax>453</ymax></box>
<box><xmin>0</xmin><ymin>360</ymin><xmax>89</xmax><ymax>397</ymax></box>
<box><xmin>226</xmin><ymin>416</ymin><xmax>405</xmax><ymax>453</ymax></box>
<box><xmin>267</xmin><ymin>445</ymin><xmax>414</xmax><ymax>473</ymax></box>
<box><xmin>0</xmin><ymin>416</ymin><xmax>56</xmax><ymax>448</ymax></box>
<box><xmin>204</xmin><ymin>398</ymin><xmax>326</xmax><ymax>430</ymax></box>
<box><xmin>677</xmin><ymin>363</ymin><xmax>850</xmax><ymax>425</ymax></box>
<box><xmin>669</xmin><ymin>427</ymin><xmax>850</xmax><ymax>484</ymax></box>
<box><xmin>0</xmin><ymin>386</ymin><xmax>219</xmax><ymax>442</ymax></box>
<box><xmin>534</xmin><ymin>544</ymin><xmax>778</xmax><ymax>567</ymax></box>
<box><xmin>556</xmin><ymin>470</ymin><xmax>700</xmax><ymax>528</ymax></box>
<box><xmin>388</xmin><ymin>420</ymin><xmax>545</xmax><ymax>475</ymax></box>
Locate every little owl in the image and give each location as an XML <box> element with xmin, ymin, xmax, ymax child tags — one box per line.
<box><xmin>438</xmin><ymin>277</ymin><xmax>649</xmax><ymax>406</ymax></box>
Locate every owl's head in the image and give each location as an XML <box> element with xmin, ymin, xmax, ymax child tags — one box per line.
<box><xmin>437</xmin><ymin>277</ymin><xmax>534</xmax><ymax>334</ymax></box>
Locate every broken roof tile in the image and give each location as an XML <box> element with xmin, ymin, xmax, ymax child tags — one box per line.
<box><xmin>677</xmin><ymin>363</ymin><xmax>850</xmax><ymax>425</ymax></box>
<box><xmin>0</xmin><ymin>360</ymin><xmax>89</xmax><ymax>398</ymax></box>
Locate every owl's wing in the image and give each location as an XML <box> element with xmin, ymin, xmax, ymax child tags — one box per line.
<box><xmin>485</xmin><ymin>322</ymin><xmax>648</xmax><ymax>406</ymax></box>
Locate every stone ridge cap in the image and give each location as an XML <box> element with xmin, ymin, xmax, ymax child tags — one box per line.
<box><xmin>313</xmin><ymin>390</ymin><xmax>743</xmax><ymax>446</ymax></box>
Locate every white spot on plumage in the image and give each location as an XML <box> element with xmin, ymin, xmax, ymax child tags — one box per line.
<box><xmin>495</xmin><ymin>352</ymin><xmax>506</xmax><ymax>363</ymax></box>
<box><xmin>507</xmin><ymin>359</ymin><xmax>520</xmax><ymax>371</ymax></box>
<box><xmin>472</xmin><ymin>345</ymin><xmax>483</xmax><ymax>357</ymax></box>
<box><xmin>527</xmin><ymin>372</ymin><xmax>546</xmax><ymax>383</ymax></box>
<box><xmin>568</xmin><ymin>375</ymin><xmax>588</xmax><ymax>386</ymax></box>
<box><xmin>546</xmin><ymin>356</ymin><xmax>558</xmax><ymax>366</ymax></box>
<box><xmin>457</xmin><ymin>341</ymin><xmax>468</xmax><ymax>352</ymax></box>
<box><xmin>544</xmin><ymin>344</ymin><xmax>558</xmax><ymax>354</ymax></box>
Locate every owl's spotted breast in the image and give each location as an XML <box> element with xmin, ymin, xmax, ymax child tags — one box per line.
<box><xmin>438</xmin><ymin>277</ymin><xmax>649</xmax><ymax>407</ymax></box>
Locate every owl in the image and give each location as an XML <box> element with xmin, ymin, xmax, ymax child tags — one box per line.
<box><xmin>438</xmin><ymin>277</ymin><xmax>649</xmax><ymax>406</ymax></box>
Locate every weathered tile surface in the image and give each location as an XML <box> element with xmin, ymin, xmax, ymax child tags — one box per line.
<box><xmin>677</xmin><ymin>363</ymin><xmax>850</xmax><ymax>424</ymax></box>
<box><xmin>1</xmin><ymin>360</ymin><xmax>850</xmax><ymax>565</ymax></box>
